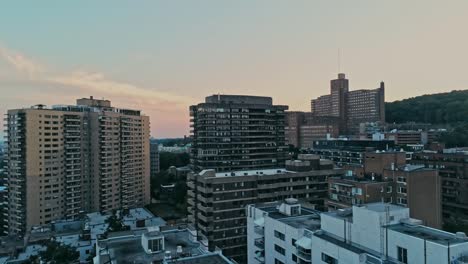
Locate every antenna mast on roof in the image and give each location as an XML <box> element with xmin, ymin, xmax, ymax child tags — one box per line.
<box><xmin>338</xmin><ymin>48</ymin><xmax>342</xmax><ymax>73</ymax></box>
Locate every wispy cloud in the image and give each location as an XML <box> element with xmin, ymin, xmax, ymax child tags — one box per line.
<box><xmin>49</xmin><ymin>71</ymin><xmax>193</xmax><ymax>108</ymax></box>
<box><xmin>0</xmin><ymin>45</ymin><xmax>44</xmax><ymax>78</ymax></box>
<box><xmin>0</xmin><ymin>44</ymin><xmax>194</xmax><ymax>137</ymax></box>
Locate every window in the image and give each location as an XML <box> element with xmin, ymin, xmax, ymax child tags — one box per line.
<box><xmin>352</xmin><ymin>187</ymin><xmax>362</xmax><ymax>195</ymax></box>
<box><xmin>292</xmin><ymin>254</ymin><xmax>297</xmax><ymax>262</ymax></box>
<box><xmin>397</xmin><ymin>177</ymin><xmax>406</xmax><ymax>183</ymax></box>
<box><xmin>274</xmin><ymin>230</ymin><xmax>285</xmax><ymax>241</ymax></box>
<box><xmin>274</xmin><ymin>259</ymin><xmax>284</xmax><ymax>264</ymax></box>
<box><xmin>274</xmin><ymin>244</ymin><xmax>285</xmax><ymax>255</ymax></box>
<box><xmin>397</xmin><ymin>197</ymin><xmax>407</xmax><ymax>205</ymax></box>
<box><xmin>148</xmin><ymin>238</ymin><xmax>164</xmax><ymax>252</ymax></box>
<box><xmin>398</xmin><ymin>187</ymin><xmax>407</xmax><ymax>194</ymax></box>
<box><xmin>290</xmin><ymin>206</ymin><xmax>300</xmax><ymax>216</ymax></box>
<box><xmin>321</xmin><ymin>253</ymin><xmax>338</xmax><ymax>264</ymax></box>
<box><xmin>397</xmin><ymin>246</ymin><xmax>408</xmax><ymax>264</ymax></box>
<box><xmin>292</xmin><ymin>238</ymin><xmax>296</xmax><ymax>246</ymax></box>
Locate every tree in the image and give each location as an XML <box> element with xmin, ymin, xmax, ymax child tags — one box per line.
<box><xmin>105</xmin><ymin>210</ymin><xmax>128</xmax><ymax>232</ymax></box>
<box><xmin>159</xmin><ymin>152</ymin><xmax>190</xmax><ymax>171</ymax></box>
<box><xmin>37</xmin><ymin>240</ymin><xmax>80</xmax><ymax>264</ymax></box>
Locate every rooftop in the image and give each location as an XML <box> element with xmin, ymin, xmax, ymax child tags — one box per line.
<box><xmin>98</xmin><ymin>229</ymin><xmax>203</xmax><ymax>264</ymax></box>
<box><xmin>253</xmin><ymin>202</ymin><xmax>321</xmax><ymax>231</ymax></box>
<box><xmin>166</xmin><ymin>253</ymin><xmax>233</xmax><ymax>264</ymax></box>
<box><xmin>362</xmin><ymin>203</ymin><xmax>408</xmax><ymax>213</ymax></box>
<box><xmin>214</xmin><ymin>168</ymin><xmax>290</xmax><ymax>177</ymax></box>
<box><xmin>389</xmin><ymin>224</ymin><xmax>468</xmax><ymax>245</ymax></box>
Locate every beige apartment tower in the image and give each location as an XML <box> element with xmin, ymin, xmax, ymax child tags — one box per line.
<box><xmin>4</xmin><ymin>97</ymin><xmax>150</xmax><ymax>236</ymax></box>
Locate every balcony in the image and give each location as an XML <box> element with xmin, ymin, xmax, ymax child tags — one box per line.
<box><xmin>254</xmin><ymin>237</ymin><xmax>264</xmax><ymax>249</ymax></box>
<box><xmin>296</xmin><ymin>235</ymin><xmax>312</xmax><ymax>262</ymax></box>
<box><xmin>254</xmin><ymin>253</ymin><xmax>265</xmax><ymax>264</ymax></box>
<box><xmin>254</xmin><ymin>226</ymin><xmax>264</xmax><ymax>236</ymax></box>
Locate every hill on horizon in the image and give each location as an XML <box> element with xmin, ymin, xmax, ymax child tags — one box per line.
<box><xmin>386</xmin><ymin>89</ymin><xmax>468</xmax><ymax>125</ymax></box>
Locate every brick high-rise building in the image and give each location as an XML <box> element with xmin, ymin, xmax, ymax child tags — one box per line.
<box><xmin>4</xmin><ymin>97</ymin><xmax>150</xmax><ymax>236</ymax></box>
<box><xmin>190</xmin><ymin>95</ymin><xmax>288</xmax><ymax>172</ymax></box>
<box><xmin>150</xmin><ymin>141</ymin><xmax>160</xmax><ymax>176</ymax></box>
<box><xmin>285</xmin><ymin>112</ymin><xmax>340</xmax><ymax>149</ymax></box>
<box><xmin>311</xmin><ymin>73</ymin><xmax>385</xmax><ymax>134</ymax></box>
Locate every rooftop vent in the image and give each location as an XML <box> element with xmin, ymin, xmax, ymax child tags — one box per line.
<box><xmin>456</xmin><ymin>232</ymin><xmax>468</xmax><ymax>239</ymax></box>
<box><xmin>285</xmin><ymin>198</ymin><xmax>298</xmax><ymax>205</ymax></box>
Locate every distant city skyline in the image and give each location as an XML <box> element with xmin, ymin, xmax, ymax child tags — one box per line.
<box><xmin>1</xmin><ymin>1</ymin><xmax>468</xmax><ymax>137</ymax></box>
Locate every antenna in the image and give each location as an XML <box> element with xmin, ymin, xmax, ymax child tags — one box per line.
<box><xmin>338</xmin><ymin>48</ymin><xmax>342</xmax><ymax>73</ymax></box>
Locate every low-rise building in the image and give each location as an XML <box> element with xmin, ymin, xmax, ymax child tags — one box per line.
<box><xmin>247</xmin><ymin>202</ymin><xmax>468</xmax><ymax>264</ymax></box>
<box><xmin>310</xmin><ymin>138</ymin><xmax>395</xmax><ymax>167</ymax></box>
<box><xmin>411</xmin><ymin>150</ymin><xmax>468</xmax><ymax>224</ymax></box>
<box><xmin>0</xmin><ymin>208</ymin><xmax>166</xmax><ymax>263</ymax></box>
<box><xmin>93</xmin><ymin>226</ymin><xmax>233</xmax><ymax>264</ymax></box>
<box><xmin>327</xmin><ymin>164</ymin><xmax>442</xmax><ymax>229</ymax></box>
<box><xmin>327</xmin><ymin>176</ymin><xmax>393</xmax><ymax>210</ymax></box>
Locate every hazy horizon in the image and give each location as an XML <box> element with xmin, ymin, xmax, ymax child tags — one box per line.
<box><xmin>1</xmin><ymin>1</ymin><xmax>468</xmax><ymax>137</ymax></box>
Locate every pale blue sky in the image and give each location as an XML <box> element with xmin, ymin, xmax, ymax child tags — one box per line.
<box><xmin>1</xmin><ymin>1</ymin><xmax>467</xmax><ymax>137</ymax></box>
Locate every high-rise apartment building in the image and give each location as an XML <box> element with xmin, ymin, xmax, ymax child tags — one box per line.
<box><xmin>187</xmin><ymin>155</ymin><xmax>344</xmax><ymax>262</ymax></box>
<box><xmin>311</xmin><ymin>73</ymin><xmax>385</xmax><ymax>134</ymax></box>
<box><xmin>190</xmin><ymin>95</ymin><xmax>288</xmax><ymax>172</ymax></box>
<box><xmin>4</xmin><ymin>97</ymin><xmax>150</xmax><ymax>236</ymax></box>
<box><xmin>150</xmin><ymin>141</ymin><xmax>160</xmax><ymax>176</ymax></box>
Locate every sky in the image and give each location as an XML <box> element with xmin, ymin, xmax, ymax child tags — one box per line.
<box><xmin>1</xmin><ymin>1</ymin><xmax>468</xmax><ymax>138</ymax></box>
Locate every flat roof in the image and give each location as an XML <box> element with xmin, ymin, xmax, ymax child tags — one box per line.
<box><xmin>362</xmin><ymin>203</ymin><xmax>408</xmax><ymax>213</ymax></box>
<box><xmin>167</xmin><ymin>253</ymin><xmax>233</xmax><ymax>264</ymax></box>
<box><xmin>102</xmin><ymin>229</ymin><xmax>203</xmax><ymax>263</ymax></box>
<box><xmin>214</xmin><ymin>168</ymin><xmax>290</xmax><ymax>177</ymax></box>
<box><xmin>254</xmin><ymin>202</ymin><xmax>321</xmax><ymax>231</ymax></box>
<box><xmin>389</xmin><ymin>225</ymin><xmax>468</xmax><ymax>245</ymax></box>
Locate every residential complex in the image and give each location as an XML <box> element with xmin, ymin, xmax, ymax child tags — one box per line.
<box><xmin>4</xmin><ymin>97</ymin><xmax>151</xmax><ymax>236</ymax></box>
<box><xmin>246</xmin><ymin>199</ymin><xmax>321</xmax><ymax>264</ymax></box>
<box><xmin>411</xmin><ymin>149</ymin><xmax>468</xmax><ymax>224</ymax></box>
<box><xmin>94</xmin><ymin>226</ymin><xmax>234</xmax><ymax>264</ymax></box>
<box><xmin>285</xmin><ymin>112</ymin><xmax>339</xmax><ymax>148</ymax></box>
<box><xmin>309</xmin><ymin>138</ymin><xmax>395</xmax><ymax>167</ymax></box>
<box><xmin>187</xmin><ymin>154</ymin><xmax>344</xmax><ymax>262</ymax></box>
<box><xmin>311</xmin><ymin>73</ymin><xmax>385</xmax><ymax>134</ymax></box>
<box><xmin>328</xmin><ymin>164</ymin><xmax>442</xmax><ymax>229</ymax></box>
<box><xmin>190</xmin><ymin>95</ymin><xmax>288</xmax><ymax>172</ymax></box>
<box><xmin>248</xmin><ymin>201</ymin><xmax>468</xmax><ymax>264</ymax></box>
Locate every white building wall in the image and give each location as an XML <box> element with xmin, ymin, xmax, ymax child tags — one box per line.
<box><xmin>388</xmin><ymin>228</ymin><xmax>468</xmax><ymax>264</ymax></box>
<box><xmin>311</xmin><ymin>235</ymin><xmax>362</xmax><ymax>263</ymax></box>
<box><xmin>320</xmin><ymin>214</ymin><xmax>345</xmax><ymax>239</ymax></box>
<box><xmin>350</xmin><ymin>205</ymin><xmax>410</xmax><ymax>255</ymax></box>
<box><xmin>247</xmin><ymin>205</ymin><xmax>266</xmax><ymax>264</ymax></box>
<box><xmin>264</xmin><ymin>217</ymin><xmax>303</xmax><ymax>264</ymax></box>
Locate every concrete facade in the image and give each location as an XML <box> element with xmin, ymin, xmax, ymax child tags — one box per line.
<box><xmin>4</xmin><ymin>98</ymin><xmax>151</xmax><ymax>236</ymax></box>
<box><xmin>187</xmin><ymin>155</ymin><xmax>344</xmax><ymax>262</ymax></box>
<box><xmin>190</xmin><ymin>95</ymin><xmax>288</xmax><ymax>172</ymax></box>
<box><xmin>247</xmin><ymin>202</ymin><xmax>468</xmax><ymax>264</ymax></box>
